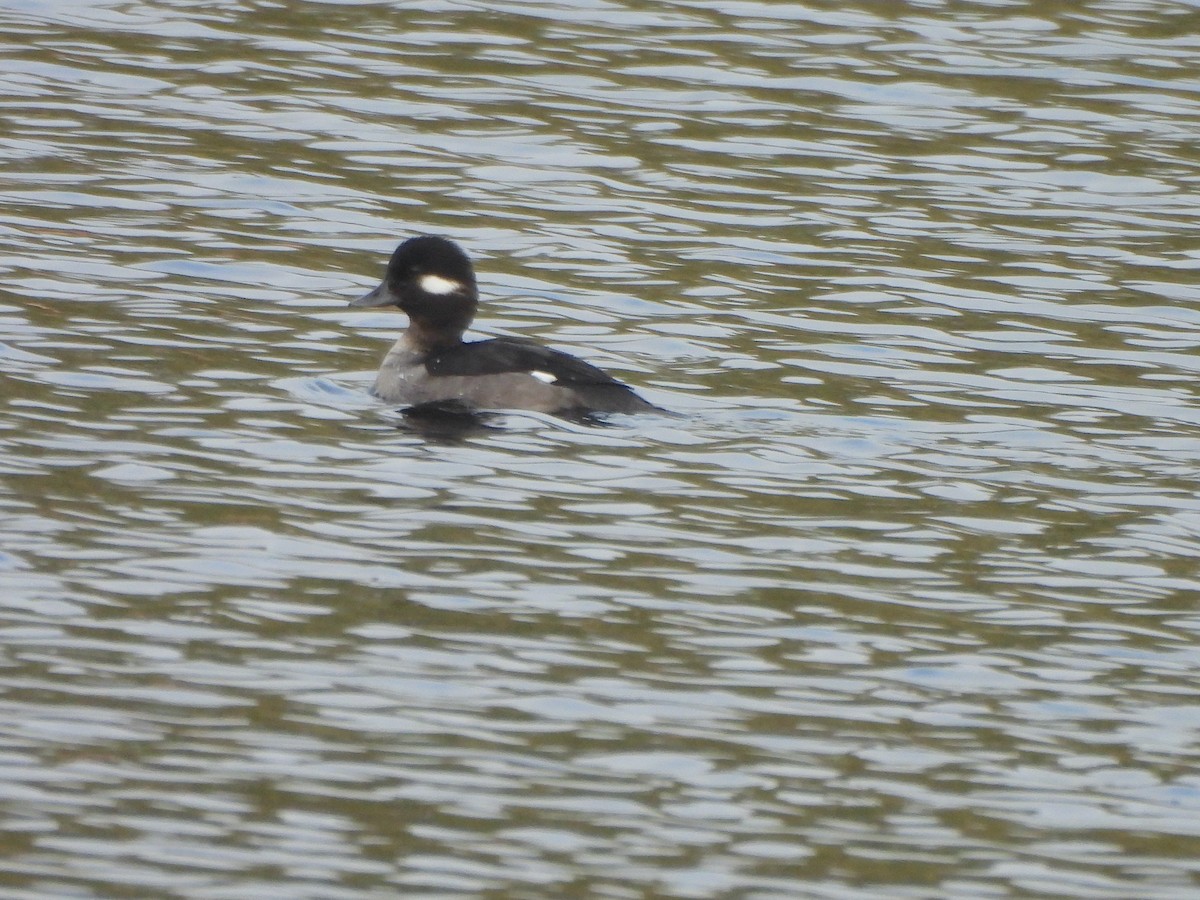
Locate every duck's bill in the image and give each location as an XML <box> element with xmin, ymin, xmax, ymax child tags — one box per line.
<box><xmin>349</xmin><ymin>282</ymin><xmax>394</xmax><ymax>308</ymax></box>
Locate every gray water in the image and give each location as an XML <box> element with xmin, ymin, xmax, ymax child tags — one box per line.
<box><xmin>2</xmin><ymin>1</ymin><xmax>1199</xmax><ymax>897</ymax></box>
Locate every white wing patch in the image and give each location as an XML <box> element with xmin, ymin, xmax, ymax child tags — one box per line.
<box><xmin>419</xmin><ymin>274</ymin><xmax>464</xmax><ymax>295</ymax></box>
<box><xmin>529</xmin><ymin>370</ymin><xmax>558</xmax><ymax>384</ymax></box>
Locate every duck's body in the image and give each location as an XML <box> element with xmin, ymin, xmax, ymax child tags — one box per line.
<box><xmin>372</xmin><ymin>332</ymin><xmax>657</xmax><ymax>415</ymax></box>
<box><xmin>351</xmin><ymin>236</ymin><xmax>658</xmax><ymax>416</ymax></box>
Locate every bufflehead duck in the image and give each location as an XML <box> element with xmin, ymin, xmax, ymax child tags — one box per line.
<box><xmin>351</xmin><ymin>235</ymin><xmax>659</xmax><ymax>416</ymax></box>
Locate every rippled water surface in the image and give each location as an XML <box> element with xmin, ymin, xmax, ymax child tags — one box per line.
<box><xmin>3</xmin><ymin>1</ymin><xmax>1200</xmax><ymax>897</ymax></box>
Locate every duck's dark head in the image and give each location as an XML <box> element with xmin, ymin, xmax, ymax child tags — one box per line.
<box><xmin>351</xmin><ymin>235</ymin><xmax>479</xmax><ymax>345</ymax></box>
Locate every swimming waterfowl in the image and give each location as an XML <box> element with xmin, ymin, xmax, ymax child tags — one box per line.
<box><xmin>351</xmin><ymin>235</ymin><xmax>659</xmax><ymax>416</ymax></box>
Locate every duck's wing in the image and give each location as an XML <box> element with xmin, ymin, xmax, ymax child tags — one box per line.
<box><xmin>425</xmin><ymin>338</ymin><xmax>623</xmax><ymax>386</ymax></box>
<box><xmin>425</xmin><ymin>338</ymin><xmax>660</xmax><ymax>415</ymax></box>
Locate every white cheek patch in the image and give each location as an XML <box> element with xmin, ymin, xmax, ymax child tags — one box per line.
<box><xmin>419</xmin><ymin>274</ymin><xmax>464</xmax><ymax>295</ymax></box>
<box><xmin>529</xmin><ymin>370</ymin><xmax>558</xmax><ymax>384</ymax></box>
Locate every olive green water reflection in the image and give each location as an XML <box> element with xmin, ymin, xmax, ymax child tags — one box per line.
<box><xmin>2</xmin><ymin>1</ymin><xmax>1199</xmax><ymax>897</ymax></box>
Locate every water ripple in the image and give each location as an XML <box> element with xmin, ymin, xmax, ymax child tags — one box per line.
<box><xmin>2</xmin><ymin>0</ymin><xmax>1199</xmax><ymax>897</ymax></box>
